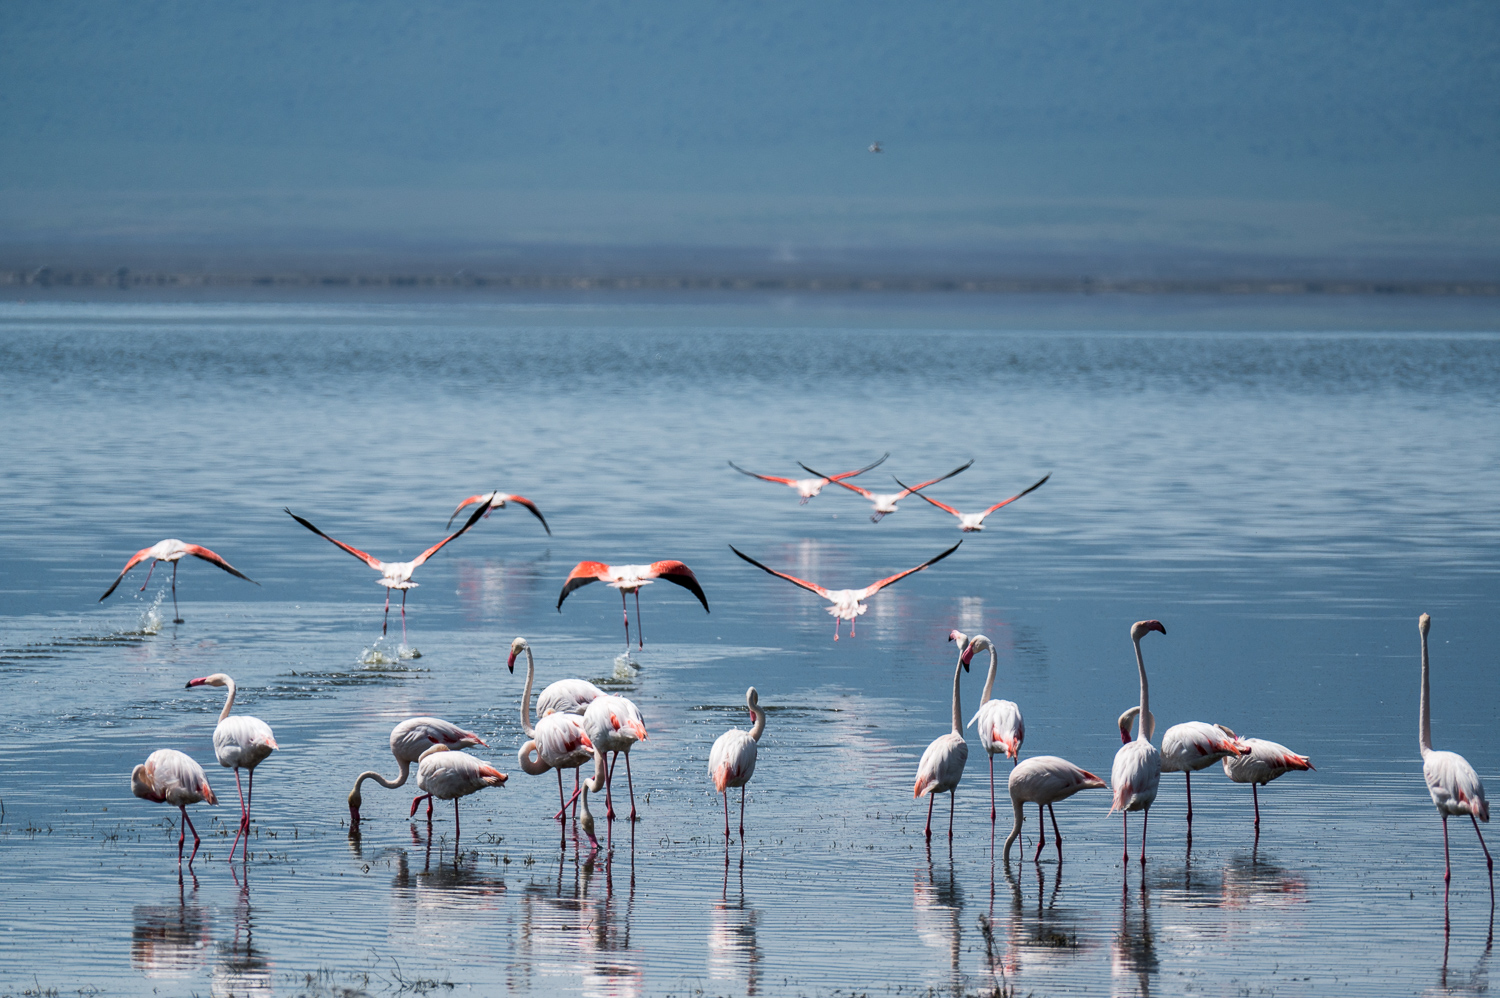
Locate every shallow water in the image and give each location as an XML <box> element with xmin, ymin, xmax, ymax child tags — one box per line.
<box><xmin>1</xmin><ymin>295</ymin><xmax>1499</xmax><ymax>996</ymax></box>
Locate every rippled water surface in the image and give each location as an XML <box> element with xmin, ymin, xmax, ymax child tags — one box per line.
<box><xmin>2</xmin><ymin>294</ymin><xmax>1499</xmax><ymax>996</ymax></box>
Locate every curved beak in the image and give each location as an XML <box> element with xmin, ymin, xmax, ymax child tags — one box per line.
<box><xmin>185</xmin><ymin>677</ymin><xmax>206</xmax><ymax>688</ymax></box>
<box><xmin>506</xmin><ymin>650</ymin><xmax>517</xmax><ymax>673</ymax></box>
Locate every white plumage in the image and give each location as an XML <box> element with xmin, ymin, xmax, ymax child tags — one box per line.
<box><xmin>187</xmin><ymin>672</ymin><xmax>276</xmax><ymax>862</ymax></box>
<box><xmin>709</xmin><ymin>687</ymin><xmax>765</xmax><ymax>839</ymax></box>
<box><xmin>131</xmin><ymin>748</ymin><xmax>217</xmax><ymax>867</ymax></box>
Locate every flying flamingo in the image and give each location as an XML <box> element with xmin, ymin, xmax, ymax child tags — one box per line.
<box><xmin>517</xmin><ymin>662</ymin><xmax>595</xmax><ymax>824</ymax></box>
<box><xmin>1002</xmin><ymin>756</ymin><xmax>1107</xmax><ymax>864</ymax></box>
<box><xmin>729</xmin><ymin>542</ymin><xmax>961</xmax><ymax>640</ymax></box>
<box><xmin>797</xmin><ymin>459</ymin><xmax>972</xmax><ymax>522</ymax></box>
<box><xmin>444</xmin><ymin>490</ymin><xmax>551</xmax><ymax>535</ymax></box>
<box><xmin>1221</xmin><ymin>737</ymin><xmax>1314</xmax><ymax>836</ymax></box>
<box><xmin>583</xmin><ymin>695</ymin><xmax>649</xmax><ymax>821</ymax></box>
<box><xmin>556</xmin><ymin>560</ymin><xmax>709</xmax><ymax>650</ymax></box>
<box><xmin>1157</xmin><ymin>714</ymin><xmax>1249</xmax><ymax>838</ymax></box>
<box><xmin>186</xmin><ymin>673</ymin><xmax>276</xmax><ymax>862</ymax></box>
<box><xmin>347</xmin><ymin>717</ymin><xmax>487</xmax><ymax>830</ymax></box>
<box><xmin>914</xmin><ymin>638</ymin><xmax>971</xmax><ymax>840</ymax></box>
<box><xmin>284</xmin><ymin>503</ymin><xmax>489</xmax><ymax>642</ymax></box>
<box><xmin>99</xmin><ymin>539</ymin><xmax>257</xmax><ymax>623</ymax></box>
<box><xmin>1110</xmin><ymin>620</ymin><xmax>1165</xmax><ymax>865</ymax></box>
<box><xmin>1418</xmin><ymin>613</ymin><xmax>1494</xmax><ymax>905</ymax></box>
<box><xmin>709</xmin><ymin>687</ymin><xmax>765</xmax><ymax>840</ymax></box>
<box><xmin>413</xmin><ymin>745</ymin><xmax>507</xmax><ymax>841</ymax></box>
<box><xmin>131</xmin><ymin>748</ymin><xmax>218</xmax><ymax>868</ymax></box>
<box><xmin>961</xmin><ymin>631</ymin><xmax>1024</xmax><ymax>822</ymax></box>
<box><xmin>728</xmin><ymin>453</ymin><xmax>888</xmax><ymax>504</ymax></box>
<box><xmin>897</xmin><ymin>474</ymin><xmax>1051</xmax><ymax>532</ymax></box>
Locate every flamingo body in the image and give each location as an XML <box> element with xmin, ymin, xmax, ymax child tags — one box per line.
<box><xmin>98</xmin><ymin>539</ymin><xmax>257</xmax><ymax>621</ymax></box>
<box><xmin>914</xmin><ymin>734</ymin><xmax>968</xmax><ymax>800</ymax></box>
<box><xmin>710</xmin><ymin>687</ymin><xmax>765</xmax><ymax>839</ymax></box>
<box><xmin>212</xmin><ymin>715</ymin><xmax>278</xmax><ymax>771</ymax></box>
<box><xmin>584</xmin><ymin>694</ymin><xmax>649</xmax><ymax>819</ymax></box>
<box><xmin>538</xmin><ymin>678</ymin><xmax>606</xmax><ymax>717</ymax></box>
<box><xmin>1221</xmin><ymin>738</ymin><xmax>1313</xmax><ymax>786</ymax></box>
<box><xmin>969</xmin><ymin>699</ymin><xmax>1024</xmax><ymax>761</ymax></box>
<box><xmin>897</xmin><ymin>474</ymin><xmax>1050</xmax><ymax>532</ymax></box>
<box><xmin>1161</xmin><ymin>722</ymin><xmax>1247</xmax><ymax>774</ymax></box>
<box><xmin>132</xmin><ymin>748</ymin><xmax>217</xmax><ymax>867</ymax></box>
<box><xmin>416</xmin><ymin>747</ymin><xmax>508</xmax><ymax>802</ymax></box>
<box><xmin>1110</xmin><ymin>740</ymin><xmax>1161</xmax><ymax>814</ymax></box>
<box><xmin>556</xmin><ymin>560</ymin><xmax>709</xmax><ymax>649</ymax></box>
<box><xmin>349</xmin><ymin>716</ymin><xmax>487</xmax><ymax>825</ymax></box>
<box><xmin>445</xmin><ymin>491</ymin><xmax>550</xmax><ymax>534</ymax></box>
<box><xmin>729</xmin><ymin>453</ymin><xmax>887</xmax><ymax>504</ymax></box>
<box><xmin>1003</xmin><ymin>755</ymin><xmax>1106</xmax><ymax>863</ymax></box>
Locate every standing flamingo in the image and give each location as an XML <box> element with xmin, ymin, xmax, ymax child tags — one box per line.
<box><xmin>99</xmin><ymin>539</ymin><xmax>257</xmax><ymax>623</ymax></box>
<box><xmin>728</xmin><ymin>453</ymin><xmax>888</xmax><ymax>504</ymax></box>
<box><xmin>347</xmin><ymin>717</ymin><xmax>487</xmax><ymax>830</ymax></box>
<box><xmin>729</xmin><ymin>542</ymin><xmax>960</xmax><ymax>640</ymax></box>
<box><xmin>414</xmin><ymin>745</ymin><xmax>507</xmax><ymax>842</ymax></box>
<box><xmin>131</xmin><ymin>749</ymin><xmax>218</xmax><ymax>868</ymax></box>
<box><xmin>1159</xmin><ymin>717</ymin><xmax>1248</xmax><ymax>838</ymax></box>
<box><xmin>284</xmin><ymin>503</ymin><xmax>489</xmax><ymax>642</ymax></box>
<box><xmin>1418</xmin><ymin>612</ymin><xmax>1494</xmax><ymax>905</ymax></box>
<box><xmin>186</xmin><ymin>673</ymin><xmax>276</xmax><ymax>862</ymax></box>
<box><xmin>517</xmin><ymin>660</ymin><xmax>595</xmax><ymax>823</ymax></box>
<box><xmin>583</xmin><ymin>695</ymin><xmax>649</xmax><ymax>821</ymax></box>
<box><xmin>1222</xmin><ymin>737</ymin><xmax>1314</xmax><ymax>836</ymax></box>
<box><xmin>961</xmin><ymin>631</ymin><xmax>1024</xmax><ymax>822</ymax></box>
<box><xmin>797</xmin><ymin>459</ymin><xmax>972</xmax><ymax>522</ymax></box>
<box><xmin>557</xmin><ymin>560</ymin><xmax>709</xmax><ymax>650</ymax></box>
<box><xmin>445</xmin><ymin>490</ymin><xmax>551</xmax><ymax>534</ymax></box>
<box><xmin>914</xmin><ymin>638</ymin><xmax>971</xmax><ymax>840</ymax></box>
<box><xmin>1003</xmin><ymin>757</ymin><xmax>1107</xmax><ymax>864</ymax></box>
<box><xmin>709</xmin><ymin>687</ymin><xmax>765</xmax><ymax>840</ymax></box>
<box><xmin>898</xmin><ymin>474</ymin><xmax>1050</xmax><ymax>532</ymax></box>
<box><xmin>1110</xmin><ymin>620</ymin><xmax>1165</xmax><ymax>865</ymax></box>
<box><xmin>508</xmin><ymin>637</ymin><xmax>605</xmax><ymax>717</ymax></box>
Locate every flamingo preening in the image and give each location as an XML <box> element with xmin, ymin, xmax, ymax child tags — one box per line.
<box><xmin>1160</xmin><ymin>718</ymin><xmax>1248</xmax><ymax>838</ymax></box>
<box><xmin>1110</xmin><ymin>620</ymin><xmax>1165</xmax><ymax>865</ymax></box>
<box><xmin>131</xmin><ymin>748</ymin><xmax>217</xmax><ymax>868</ymax></box>
<box><xmin>728</xmin><ymin>453</ymin><xmax>888</xmax><ymax>504</ymax></box>
<box><xmin>347</xmin><ymin>717</ymin><xmax>487</xmax><ymax>830</ymax></box>
<box><xmin>797</xmin><ymin>459</ymin><xmax>972</xmax><ymax>522</ymax></box>
<box><xmin>186</xmin><ymin>673</ymin><xmax>276</xmax><ymax>862</ymax></box>
<box><xmin>1003</xmin><ymin>757</ymin><xmax>1107</xmax><ymax>864</ymax></box>
<box><xmin>413</xmin><ymin>745</ymin><xmax>507</xmax><ymax>842</ymax></box>
<box><xmin>284</xmin><ymin>503</ymin><xmax>489</xmax><ymax>642</ymax></box>
<box><xmin>960</xmin><ymin>631</ymin><xmax>1024</xmax><ymax>822</ymax></box>
<box><xmin>556</xmin><ymin>560</ymin><xmax>709</xmax><ymax>650</ymax></box>
<box><xmin>729</xmin><ymin>542</ymin><xmax>960</xmax><ymax>640</ymax></box>
<box><xmin>99</xmin><ymin>539</ymin><xmax>257</xmax><ymax>623</ymax></box>
<box><xmin>897</xmin><ymin>474</ymin><xmax>1050</xmax><ymax>532</ymax></box>
<box><xmin>914</xmin><ymin>638</ymin><xmax>970</xmax><ymax>840</ymax></box>
<box><xmin>708</xmin><ymin>687</ymin><xmax>765</xmax><ymax>841</ymax></box>
<box><xmin>583</xmin><ymin>694</ymin><xmax>649</xmax><ymax>821</ymax></box>
<box><xmin>1221</xmin><ymin>737</ymin><xmax>1314</xmax><ymax>836</ymax></box>
<box><xmin>1418</xmin><ymin>612</ymin><xmax>1493</xmax><ymax>906</ymax></box>
<box><xmin>444</xmin><ymin>490</ymin><xmax>551</xmax><ymax>535</ymax></box>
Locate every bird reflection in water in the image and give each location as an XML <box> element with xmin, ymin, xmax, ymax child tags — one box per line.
<box><xmin>914</xmin><ymin>840</ymin><xmax>965</xmax><ymax>993</ymax></box>
<box><xmin>985</xmin><ymin>858</ymin><xmax>1088</xmax><ymax>988</ymax></box>
<box><xmin>1219</xmin><ymin>853</ymin><xmax>1308</xmax><ymax>910</ymax></box>
<box><xmin>349</xmin><ymin>835</ymin><xmax>507</xmax><ymax>966</ymax></box>
<box><xmin>215</xmin><ymin>863</ymin><xmax>273</xmax><ymax>996</ymax></box>
<box><xmin>708</xmin><ymin>842</ymin><xmax>760</xmax><ymax>994</ymax></box>
<box><xmin>131</xmin><ymin>872</ymin><xmax>210</xmax><ymax>979</ymax></box>
<box><xmin>1111</xmin><ymin>881</ymin><xmax>1157</xmax><ymax>998</ymax></box>
<box><xmin>1438</xmin><ymin>905</ymin><xmax>1493</xmax><ymax>996</ymax></box>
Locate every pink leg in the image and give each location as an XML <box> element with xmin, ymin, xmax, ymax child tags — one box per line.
<box><xmin>1185</xmin><ymin>772</ymin><xmax>1193</xmax><ymax>827</ymax></box>
<box><xmin>948</xmin><ymin>790</ymin><xmax>955</xmax><ymax>839</ymax></box>
<box><xmin>851</xmin><ymin>616</ymin><xmax>856</xmax><ymax>638</ymax></box>
<box><xmin>409</xmin><ymin>793</ymin><xmax>432</xmax><ymax>818</ymax></box>
<box><xmin>139</xmin><ymin>559</ymin><xmax>157</xmax><ymax>592</ymax></box>
<box><xmin>170</xmin><ymin>561</ymin><xmax>182</xmax><ymax>622</ymax></box>
<box><xmin>833</xmin><ymin>616</ymin><xmax>841</xmax><ymax>641</ymax></box>
<box><xmin>1034</xmin><ymin>803</ymin><xmax>1045</xmax><ymax>862</ymax></box>
<box><xmin>1049</xmin><ymin>803</ymin><xmax>1064</xmax><ymax>863</ymax></box>
<box><xmin>989</xmin><ymin>755</ymin><xmax>996</xmax><ymax>822</ymax></box>
<box><xmin>245</xmin><ymin>768</ymin><xmax>256</xmax><ymax>859</ymax></box>
<box><xmin>1253</xmin><ymin>782</ymin><xmax>1261</xmax><ymax>831</ymax></box>
<box><xmin>1471</xmin><ymin>814</ymin><xmax>1495</xmax><ymax>906</ymax></box>
<box><xmin>382</xmin><ymin>590</ymin><xmax>391</xmax><ymax>636</ymax></box>
<box><xmin>573</xmin><ymin>768</ymin><xmax>580</xmax><ymax>819</ymax></box>
<box><xmin>1122</xmin><ymin>813</ymin><xmax>1129</xmax><ymax>865</ymax></box>
<box><xmin>229</xmin><ymin>769</ymin><xmax>246</xmax><ymax>860</ymax></box>
<box><xmin>925</xmin><ymin>794</ymin><xmax>935</xmax><ymax>839</ymax></box>
<box><xmin>182</xmin><ymin>806</ymin><xmax>202</xmax><ymax>867</ymax></box>
<box><xmin>557</xmin><ymin>769</ymin><xmax>566</xmax><ymax>822</ymax></box>
<box><xmin>176</xmin><ymin>805</ymin><xmax>187</xmax><ymax>865</ymax></box>
<box><xmin>722</xmin><ymin>790</ymin><xmax>731</xmax><ymax>838</ymax></box>
<box><xmin>1140</xmin><ymin>808</ymin><xmax>1149</xmax><ymax>865</ymax></box>
<box><xmin>635</xmin><ymin>589</ymin><xmax>644</xmax><ymax>649</ymax></box>
<box><xmin>740</xmin><ymin>786</ymin><xmax>747</xmax><ymax>838</ymax></box>
<box><xmin>620</xmin><ymin>590</ymin><xmax>631</xmax><ymax>650</ymax></box>
<box><xmin>604</xmin><ymin>753</ymin><xmax>617</xmax><ymax>820</ymax></box>
<box><xmin>400</xmin><ymin>590</ymin><xmax>408</xmax><ymax>645</ymax></box>
<box><xmin>1444</xmin><ymin>813</ymin><xmax>1452</xmax><ymax>883</ymax></box>
<box><xmin>625</xmin><ymin>752</ymin><xmax>639</xmax><ymax>821</ymax></box>
<box><xmin>453</xmin><ymin>799</ymin><xmax>461</xmax><ymax>842</ymax></box>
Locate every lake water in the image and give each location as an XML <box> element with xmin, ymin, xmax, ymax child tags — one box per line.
<box><xmin>1</xmin><ymin>292</ymin><xmax>1498</xmax><ymax>996</ymax></box>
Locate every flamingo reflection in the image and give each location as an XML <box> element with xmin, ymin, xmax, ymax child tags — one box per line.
<box><xmin>913</xmin><ymin>841</ymin><xmax>966</xmax><ymax>993</ymax></box>
<box><xmin>130</xmin><ymin>876</ymin><xmax>210</xmax><ymax>980</ymax></box>
<box><xmin>216</xmin><ymin>864</ymin><xmax>272</xmax><ymax>996</ymax></box>
<box><xmin>708</xmin><ymin>844</ymin><xmax>761</xmax><ymax>994</ymax></box>
<box><xmin>1111</xmin><ymin>881</ymin><xmax>1158</xmax><ymax>998</ymax></box>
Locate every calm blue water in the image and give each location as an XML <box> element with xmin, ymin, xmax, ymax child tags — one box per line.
<box><xmin>1</xmin><ymin>294</ymin><xmax>1499</xmax><ymax>996</ymax></box>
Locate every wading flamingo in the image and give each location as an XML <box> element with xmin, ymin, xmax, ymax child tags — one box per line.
<box><xmin>132</xmin><ymin>748</ymin><xmax>217</xmax><ymax>868</ymax></box>
<box><xmin>99</xmin><ymin>540</ymin><xmax>257</xmax><ymax>623</ymax></box>
<box><xmin>348</xmin><ymin>717</ymin><xmax>487</xmax><ymax>830</ymax></box>
<box><xmin>578</xmin><ymin>743</ymin><xmax>612</xmax><ymax>851</ymax></box>
<box><xmin>1158</xmin><ymin>716</ymin><xmax>1248</xmax><ymax>838</ymax></box>
<box><xmin>728</xmin><ymin>453</ymin><xmax>888</xmax><ymax>504</ymax></box>
<box><xmin>1110</xmin><ymin>620</ymin><xmax>1165</xmax><ymax>865</ymax></box>
<box><xmin>1222</xmin><ymin>737</ymin><xmax>1313</xmax><ymax>836</ymax></box>
<box><xmin>709</xmin><ymin>687</ymin><xmax>765</xmax><ymax>840</ymax></box>
<box><xmin>445</xmin><ymin>490</ymin><xmax>551</xmax><ymax>535</ymax></box>
<box><xmin>797</xmin><ymin>459</ymin><xmax>972</xmax><ymax>522</ymax></box>
<box><xmin>556</xmin><ymin>560</ymin><xmax>709</xmax><ymax>650</ymax></box>
<box><xmin>284</xmin><ymin>503</ymin><xmax>489</xmax><ymax>642</ymax></box>
<box><xmin>1418</xmin><ymin>613</ymin><xmax>1493</xmax><ymax>905</ymax></box>
<box><xmin>1003</xmin><ymin>757</ymin><xmax>1107</xmax><ymax>864</ymax></box>
<box><xmin>583</xmin><ymin>694</ymin><xmax>649</xmax><ymax>821</ymax></box>
<box><xmin>729</xmin><ymin>542</ymin><xmax>961</xmax><ymax>640</ymax></box>
<box><xmin>898</xmin><ymin>474</ymin><xmax>1051</xmax><ymax>532</ymax></box>
<box><xmin>186</xmin><ymin>673</ymin><xmax>276</xmax><ymax>862</ymax></box>
<box><xmin>517</xmin><ymin>661</ymin><xmax>595</xmax><ymax>824</ymax></box>
<box><xmin>915</xmin><ymin>638</ymin><xmax>971</xmax><ymax>840</ymax></box>
<box><xmin>961</xmin><ymin>631</ymin><xmax>1024</xmax><ymax>822</ymax></box>
<box><xmin>414</xmin><ymin>745</ymin><xmax>506</xmax><ymax>841</ymax></box>
<box><xmin>507</xmin><ymin>637</ymin><xmax>605</xmax><ymax>717</ymax></box>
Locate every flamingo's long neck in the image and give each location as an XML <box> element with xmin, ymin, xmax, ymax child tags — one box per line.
<box><xmin>951</xmin><ymin>649</ymin><xmax>964</xmax><ymax>735</ymax></box>
<box><xmin>520</xmin><ymin>646</ymin><xmax>537</xmax><ymax>738</ymax></box>
<box><xmin>1133</xmin><ymin>638</ymin><xmax>1150</xmax><ymax>743</ymax></box>
<box><xmin>748</xmin><ymin>697</ymin><xmax>766</xmax><ymax>742</ymax></box>
<box><xmin>219</xmin><ymin>677</ymin><xmax>237</xmax><ymax>722</ymax></box>
<box><xmin>1002</xmin><ymin>799</ymin><xmax>1025</xmax><ymax>861</ymax></box>
<box><xmin>350</xmin><ymin>758</ymin><xmax>412</xmax><ymax>804</ymax></box>
<box><xmin>979</xmin><ymin>644</ymin><xmax>997</xmax><ymax>705</ymax></box>
<box><xmin>1419</xmin><ymin>622</ymin><xmax>1433</xmax><ymax>755</ymax></box>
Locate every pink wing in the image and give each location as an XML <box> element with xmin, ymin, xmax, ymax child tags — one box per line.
<box><xmin>445</xmin><ymin>493</ymin><xmax>491</xmax><ymax>529</ymax></box>
<box><xmin>285</xmin><ymin>509</ymin><xmax>384</xmax><ymax>569</ymax></box>
<box><xmin>729</xmin><ymin>546</ymin><xmax>830</xmax><ymax>598</ymax></box>
<box><xmin>183</xmin><ymin>544</ymin><xmax>257</xmax><ymax>585</ymax></box>
<box><xmin>557</xmin><ymin>561</ymin><xmax>613</xmax><ymax>609</ymax></box>
<box><xmin>728</xmin><ymin>461</ymin><xmax>798</xmax><ymax>486</ymax></box>
<box><xmin>977</xmin><ymin>473</ymin><xmax>1051</xmax><ymax>519</ymax></box>
<box><xmin>99</xmin><ymin>546</ymin><xmax>155</xmax><ymax>601</ymax></box>
<box><xmin>797</xmin><ymin>461</ymin><xmax>874</xmax><ymax>499</ymax></box>
<box><xmin>893</xmin><ymin>477</ymin><xmax>964</xmax><ymax>518</ymax></box>
<box><xmin>825</xmin><ymin>452</ymin><xmax>889</xmax><ymax>483</ymax></box>
<box><xmin>857</xmin><ymin>542</ymin><xmax>962</xmax><ymax>597</ymax></box>
<box><xmin>500</xmin><ymin>494</ymin><xmax>551</xmax><ymax>535</ymax></box>
<box><xmin>894</xmin><ymin>459</ymin><xmax>974</xmax><ymax>499</ymax></box>
<box><xmin>645</xmin><ymin>560</ymin><xmax>710</xmax><ymax>612</ymax></box>
<box><xmin>409</xmin><ymin>501</ymin><xmax>491</xmax><ymax>568</ymax></box>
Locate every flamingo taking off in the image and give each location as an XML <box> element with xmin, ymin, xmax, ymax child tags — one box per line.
<box><xmin>728</xmin><ymin>453</ymin><xmax>888</xmax><ymax>504</ymax></box>
<box><xmin>1159</xmin><ymin>716</ymin><xmax>1248</xmax><ymax>838</ymax></box>
<box><xmin>284</xmin><ymin>503</ymin><xmax>489</xmax><ymax>642</ymax></box>
<box><xmin>960</xmin><ymin>631</ymin><xmax>1024</xmax><ymax>822</ymax></box>
<box><xmin>186</xmin><ymin>673</ymin><xmax>276</xmax><ymax>861</ymax></box>
<box><xmin>914</xmin><ymin>637</ymin><xmax>971</xmax><ymax>840</ymax></box>
<box><xmin>1110</xmin><ymin>620</ymin><xmax>1165</xmax><ymax>865</ymax></box>
<box><xmin>709</xmin><ymin>687</ymin><xmax>765</xmax><ymax>840</ymax></box>
<box><xmin>1003</xmin><ymin>756</ymin><xmax>1107</xmax><ymax>864</ymax></box>
<box><xmin>583</xmin><ymin>694</ymin><xmax>649</xmax><ymax>821</ymax></box>
<box><xmin>413</xmin><ymin>745</ymin><xmax>507</xmax><ymax>841</ymax></box>
<box><xmin>1222</xmin><ymin>737</ymin><xmax>1314</xmax><ymax>836</ymax></box>
<box><xmin>797</xmin><ymin>459</ymin><xmax>972</xmax><ymax>522</ymax></box>
<box><xmin>897</xmin><ymin>473</ymin><xmax>1050</xmax><ymax>532</ymax></box>
<box><xmin>348</xmin><ymin>717</ymin><xmax>487</xmax><ymax>830</ymax></box>
<box><xmin>1417</xmin><ymin>612</ymin><xmax>1493</xmax><ymax>904</ymax></box>
<box><xmin>132</xmin><ymin>748</ymin><xmax>218</xmax><ymax>868</ymax></box>
<box><xmin>556</xmin><ymin>560</ymin><xmax>709</xmax><ymax>650</ymax></box>
<box><xmin>445</xmin><ymin>490</ymin><xmax>551</xmax><ymax>535</ymax></box>
<box><xmin>729</xmin><ymin>542</ymin><xmax>961</xmax><ymax>640</ymax></box>
<box><xmin>99</xmin><ymin>539</ymin><xmax>257</xmax><ymax>623</ymax></box>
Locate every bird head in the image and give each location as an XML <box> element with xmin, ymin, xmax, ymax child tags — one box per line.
<box><xmin>506</xmin><ymin>637</ymin><xmax>528</xmax><ymax>673</ymax></box>
<box><xmin>1130</xmin><ymin>620</ymin><xmax>1166</xmax><ymax>642</ymax></box>
<box><xmin>185</xmin><ymin>674</ymin><xmax>229</xmax><ymax>689</ymax></box>
<box><xmin>1419</xmin><ymin>612</ymin><xmax>1431</xmax><ymax>637</ymax></box>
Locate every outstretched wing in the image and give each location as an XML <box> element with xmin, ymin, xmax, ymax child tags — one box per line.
<box><xmin>728</xmin><ymin>546</ymin><xmax>830</xmax><ymax>598</ymax></box>
<box><xmin>504</xmin><ymin>494</ymin><xmax>551</xmax><ymax>536</ymax></box>
<box><xmin>857</xmin><ymin>541</ymin><xmax>962</xmax><ymax>598</ymax></box>
<box><xmin>285</xmin><ymin>509</ymin><xmax>383</xmax><ymax>569</ymax></box>
<box><xmin>99</xmin><ymin>546</ymin><xmax>154</xmax><ymax>601</ymax></box>
<box><xmin>557</xmin><ymin>561</ymin><xmax>612</xmax><ymax>610</ymax></box>
<box><xmin>184</xmin><ymin>545</ymin><xmax>258</xmax><ymax>585</ymax></box>
<box><xmin>798</xmin><ymin>461</ymin><xmax>874</xmax><ymax>499</ymax></box>
<box><xmin>445</xmin><ymin>493</ymin><xmax>492</xmax><ymax>529</ymax></box>
<box><xmin>895</xmin><ymin>459</ymin><xmax>974</xmax><ymax>499</ymax></box>
<box><xmin>646</xmin><ymin>560</ymin><xmax>710</xmax><ymax>612</ymax></box>
<box><xmin>727</xmin><ymin>461</ymin><xmax>797</xmax><ymax>486</ymax></box>
<box><xmin>892</xmin><ymin>477</ymin><xmax>963</xmax><ymax>517</ymax></box>
<box><xmin>826</xmin><ymin>452</ymin><xmax>890</xmax><ymax>483</ymax></box>
<box><xmin>977</xmin><ymin>473</ymin><xmax>1051</xmax><ymax>520</ymax></box>
<box><xmin>409</xmin><ymin>501</ymin><xmax>491</xmax><ymax>569</ymax></box>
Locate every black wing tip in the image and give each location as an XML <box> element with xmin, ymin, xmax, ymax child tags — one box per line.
<box><xmin>797</xmin><ymin>461</ymin><xmax>831</xmax><ymax>479</ymax></box>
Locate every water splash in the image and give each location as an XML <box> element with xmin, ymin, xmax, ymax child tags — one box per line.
<box><xmin>358</xmin><ymin>640</ymin><xmax>422</xmax><ymax>666</ymax></box>
<box><xmin>136</xmin><ymin>592</ymin><xmax>166</xmax><ymax>636</ymax></box>
<box><xmin>612</xmin><ymin>653</ymin><xmax>641</xmax><ymax>681</ymax></box>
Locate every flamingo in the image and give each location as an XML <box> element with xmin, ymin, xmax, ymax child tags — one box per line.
<box><xmin>507</xmin><ymin>637</ymin><xmax>606</xmax><ymax>716</ymax></box>
<box><xmin>1002</xmin><ymin>757</ymin><xmax>1107</xmax><ymax>864</ymax></box>
<box><xmin>284</xmin><ymin>504</ymin><xmax>489</xmax><ymax>642</ymax></box>
<box><xmin>186</xmin><ymin>673</ymin><xmax>277</xmax><ymax>862</ymax></box>
<box><xmin>517</xmin><ymin>658</ymin><xmax>595</xmax><ymax>823</ymax></box>
<box><xmin>578</xmin><ymin>742</ymin><xmax>612</xmax><ymax>851</ymax></box>
<box><xmin>1158</xmin><ymin>715</ymin><xmax>1249</xmax><ymax>837</ymax></box>
<box><xmin>897</xmin><ymin>473</ymin><xmax>1050</xmax><ymax>532</ymax></box>
<box><xmin>347</xmin><ymin>717</ymin><xmax>487</xmax><ymax>830</ymax></box>
<box><xmin>914</xmin><ymin>638</ymin><xmax>971</xmax><ymax>840</ymax></box>
<box><xmin>414</xmin><ymin>745</ymin><xmax>507</xmax><ymax>841</ymax></box>
<box><xmin>444</xmin><ymin>490</ymin><xmax>551</xmax><ymax>535</ymax></box>
<box><xmin>99</xmin><ymin>539</ymin><xmax>257</xmax><ymax>623</ymax></box>
<box><xmin>709</xmin><ymin>687</ymin><xmax>765</xmax><ymax>840</ymax></box>
<box><xmin>583</xmin><ymin>695</ymin><xmax>649</xmax><ymax>821</ymax></box>
<box><xmin>1221</xmin><ymin>737</ymin><xmax>1314</xmax><ymax>836</ymax></box>
<box><xmin>556</xmin><ymin>560</ymin><xmax>709</xmax><ymax>650</ymax></box>
<box><xmin>960</xmin><ymin>631</ymin><xmax>1024</xmax><ymax>822</ymax></box>
<box><xmin>729</xmin><ymin>542</ymin><xmax>961</xmax><ymax>640</ymax></box>
<box><xmin>796</xmin><ymin>459</ymin><xmax>972</xmax><ymax>522</ymax></box>
<box><xmin>1418</xmin><ymin>612</ymin><xmax>1493</xmax><ymax>904</ymax></box>
<box><xmin>131</xmin><ymin>748</ymin><xmax>218</xmax><ymax>868</ymax></box>
<box><xmin>728</xmin><ymin>453</ymin><xmax>887</xmax><ymax>504</ymax></box>
<box><xmin>1110</xmin><ymin>620</ymin><xmax>1165</xmax><ymax>865</ymax></box>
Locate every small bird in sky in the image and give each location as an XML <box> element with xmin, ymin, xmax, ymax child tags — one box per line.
<box><xmin>868</xmin><ymin>141</ymin><xmax>883</xmax><ymax>153</ymax></box>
